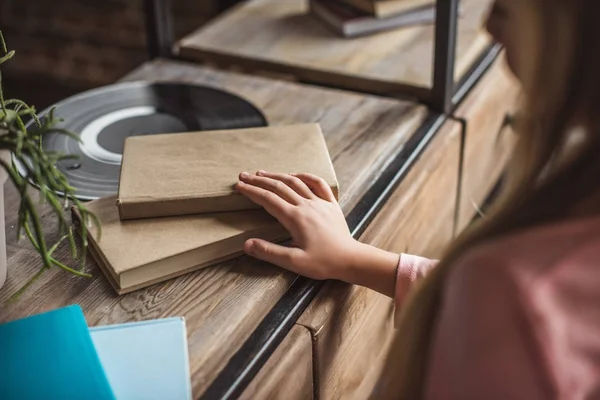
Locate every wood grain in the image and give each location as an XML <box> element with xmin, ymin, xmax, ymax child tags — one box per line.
<box><xmin>454</xmin><ymin>56</ymin><xmax>519</xmax><ymax>231</ymax></box>
<box><xmin>0</xmin><ymin>59</ymin><xmax>428</xmax><ymax>397</ymax></box>
<box><xmin>177</xmin><ymin>0</ymin><xmax>493</xmax><ymax>96</ymax></box>
<box><xmin>297</xmin><ymin>119</ymin><xmax>461</xmax><ymax>399</ymax></box>
<box><xmin>240</xmin><ymin>325</ymin><xmax>314</xmax><ymax>400</ymax></box>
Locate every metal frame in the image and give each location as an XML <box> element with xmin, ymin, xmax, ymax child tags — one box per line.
<box><xmin>429</xmin><ymin>0</ymin><xmax>460</xmax><ymax>114</ymax></box>
<box><xmin>143</xmin><ymin>0</ymin><xmax>174</xmax><ymax>59</ymax></box>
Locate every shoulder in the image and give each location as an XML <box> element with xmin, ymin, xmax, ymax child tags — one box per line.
<box><xmin>436</xmin><ymin>216</ymin><xmax>600</xmax><ymax>398</ymax></box>
<box><xmin>448</xmin><ymin>215</ymin><xmax>600</xmax><ymax>296</ymax></box>
<box><xmin>426</xmin><ymin>217</ymin><xmax>600</xmax><ymax>399</ymax></box>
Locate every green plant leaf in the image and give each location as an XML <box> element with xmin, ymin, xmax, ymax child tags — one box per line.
<box><xmin>0</xmin><ymin>31</ymin><xmax>99</xmax><ymax>299</ymax></box>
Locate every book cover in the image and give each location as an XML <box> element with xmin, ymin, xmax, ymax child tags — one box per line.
<box><xmin>90</xmin><ymin>317</ymin><xmax>192</xmax><ymax>400</ymax></box>
<box><xmin>310</xmin><ymin>0</ymin><xmax>436</xmax><ymax>37</ymax></box>
<box><xmin>340</xmin><ymin>0</ymin><xmax>435</xmax><ymax>17</ymax></box>
<box><xmin>0</xmin><ymin>305</ymin><xmax>115</xmax><ymax>400</ymax></box>
<box><xmin>72</xmin><ymin>196</ymin><xmax>289</xmax><ymax>294</ymax></box>
<box><xmin>117</xmin><ymin>123</ymin><xmax>339</xmax><ymax>220</ymax></box>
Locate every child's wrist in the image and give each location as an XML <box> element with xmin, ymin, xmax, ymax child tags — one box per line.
<box><xmin>341</xmin><ymin>241</ymin><xmax>399</xmax><ymax>297</ymax></box>
<box><xmin>341</xmin><ymin>241</ymin><xmax>375</xmax><ymax>283</ymax></box>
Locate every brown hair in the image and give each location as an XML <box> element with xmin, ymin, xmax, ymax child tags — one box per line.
<box><xmin>375</xmin><ymin>0</ymin><xmax>600</xmax><ymax>398</ymax></box>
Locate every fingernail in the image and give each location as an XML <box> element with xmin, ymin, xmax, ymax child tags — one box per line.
<box><xmin>290</xmin><ymin>173</ymin><xmax>297</xmax><ymax>176</ymax></box>
<box><xmin>257</xmin><ymin>170</ymin><xmax>265</xmax><ymax>176</ymax></box>
<box><xmin>240</xmin><ymin>172</ymin><xmax>249</xmax><ymax>178</ymax></box>
<box><xmin>246</xmin><ymin>240</ymin><xmax>255</xmax><ymax>254</ymax></box>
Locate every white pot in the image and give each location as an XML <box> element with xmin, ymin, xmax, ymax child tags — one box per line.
<box><xmin>0</xmin><ymin>150</ymin><xmax>9</xmax><ymax>289</ymax></box>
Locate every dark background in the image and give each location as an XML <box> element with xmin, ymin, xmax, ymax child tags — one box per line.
<box><xmin>0</xmin><ymin>0</ymin><xmax>241</xmax><ymax>109</ymax></box>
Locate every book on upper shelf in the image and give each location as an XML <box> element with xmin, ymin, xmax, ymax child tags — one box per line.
<box><xmin>90</xmin><ymin>317</ymin><xmax>192</xmax><ymax>400</ymax></box>
<box><xmin>0</xmin><ymin>305</ymin><xmax>115</xmax><ymax>400</ymax></box>
<box><xmin>309</xmin><ymin>0</ymin><xmax>436</xmax><ymax>38</ymax></box>
<box><xmin>341</xmin><ymin>0</ymin><xmax>435</xmax><ymax>18</ymax></box>
<box><xmin>72</xmin><ymin>196</ymin><xmax>288</xmax><ymax>294</ymax></box>
<box><xmin>117</xmin><ymin>123</ymin><xmax>339</xmax><ymax>220</ymax></box>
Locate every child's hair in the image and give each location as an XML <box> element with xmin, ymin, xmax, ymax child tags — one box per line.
<box><xmin>375</xmin><ymin>0</ymin><xmax>600</xmax><ymax>397</ymax></box>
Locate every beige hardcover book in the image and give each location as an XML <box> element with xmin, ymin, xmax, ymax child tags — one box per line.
<box><xmin>72</xmin><ymin>196</ymin><xmax>288</xmax><ymax>294</ymax></box>
<box><xmin>341</xmin><ymin>0</ymin><xmax>434</xmax><ymax>17</ymax></box>
<box><xmin>117</xmin><ymin>123</ymin><xmax>339</xmax><ymax>220</ymax></box>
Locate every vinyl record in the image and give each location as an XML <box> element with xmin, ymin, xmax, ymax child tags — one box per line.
<box><xmin>21</xmin><ymin>82</ymin><xmax>267</xmax><ymax>200</ymax></box>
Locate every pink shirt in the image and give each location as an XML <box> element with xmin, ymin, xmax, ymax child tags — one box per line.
<box><xmin>395</xmin><ymin>216</ymin><xmax>600</xmax><ymax>399</ymax></box>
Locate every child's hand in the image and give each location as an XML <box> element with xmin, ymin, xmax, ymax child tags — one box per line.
<box><xmin>236</xmin><ymin>171</ymin><xmax>361</xmax><ymax>281</ymax></box>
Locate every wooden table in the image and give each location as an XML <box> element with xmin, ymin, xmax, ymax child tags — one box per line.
<box><xmin>177</xmin><ymin>0</ymin><xmax>494</xmax><ymax>97</ymax></box>
<box><xmin>0</xmin><ymin>59</ymin><xmax>431</xmax><ymax>397</ymax></box>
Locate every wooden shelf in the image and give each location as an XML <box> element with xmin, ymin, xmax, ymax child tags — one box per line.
<box><xmin>177</xmin><ymin>0</ymin><xmax>493</xmax><ymax>97</ymax></box>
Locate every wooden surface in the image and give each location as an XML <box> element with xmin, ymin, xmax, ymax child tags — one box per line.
<box><xmin>455</xmin><ymin>56</ymin><xmax>518</xmax><ymax>231</ymax></box>
<box><xmin>297</xmin><ymin>118</ymin><xmax>461</xmax><ymax>399</ymax></box>
<box><xmin>297</xmin><ymin>283</ymin><xmax>395</xmax><ymax>400</ymax></box>
<box><xmin>0</xmin><ymin>59</ymin><xmax>428</xmax><ymax>397</ymax></box>
<box><xmin>178</xmin><ymin>0</ymin><xmax>493</xmax><ymax>96</ymax></box>
<box><xmin>240</xmin><ymin>325</ymin><xmax>314</xmax><ymax>400</ymax></box>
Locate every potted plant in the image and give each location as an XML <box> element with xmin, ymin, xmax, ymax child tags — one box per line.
<box><xmin>0</xmin><ymin>32</ymin><xmax>99</xmax><ymax>297</ymax></box>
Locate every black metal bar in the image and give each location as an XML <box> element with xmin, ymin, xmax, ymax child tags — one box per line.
<box><xmin>452</xmin><ymin>43</ymin><xmax>502</xmax><ymax>109</ymax></box>
<box><xmin>346</xmin><ymin>113</ymin><xmax>447</xmax><ymax>236</ymax></box>
<box><xmin>199</xmin><ymin>113</ymin><xmax>446</xmax><ymax>400</ymax></box>
<box><xmin>429</xmin><ymin>0</ymin><xmax>460</xmax><ymax>114</ymax></box>
<box><xmin>143</xmin><ymin>0</ymin><xmax>175</xmax><ymax>59</ymax></box>
<box><xmin>216</xmin><ymin>0</ymin><xmax>243</xmax><ymax>12</ymax></box>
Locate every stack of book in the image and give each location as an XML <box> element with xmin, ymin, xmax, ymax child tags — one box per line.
<box><xmin>73</xmin><ymin>123</ymin><xmax>339</xmax><ymax>295</ymax></box>
<box><xmin>309</xmin><ymin>0</ymin><xmax>438</xmax><ymax>37</ymax></box>
<box><xmin>0</xmin><ymin>305</ymin><xmax>192</xmax><ymax>399</ymax></box>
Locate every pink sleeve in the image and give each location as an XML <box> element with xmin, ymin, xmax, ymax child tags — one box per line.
<box><xmin>393</xmin><ymin>253</ymin><xmax>438</xmax><ymax>327</ymax></box>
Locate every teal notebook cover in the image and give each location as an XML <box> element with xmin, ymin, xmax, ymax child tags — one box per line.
<box><xmin>90</xmin><ymin>317</ymin><xmax>192</xmax><ymax>400</ymax></box>
<box><xmin>0</xmin><ymin>305</ymin><xmax>115</xmax><ymax>400</ymax></box>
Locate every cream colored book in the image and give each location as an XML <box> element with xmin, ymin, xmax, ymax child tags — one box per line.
<box><xmin>117</xmin><ymin>123</ymin><xmax>339</xmax><ymax>220</ymax></box>
<box><xmin>72</xmin><ymin>196</ymin><xmax>288</xmax><ymax>294</ymax></box>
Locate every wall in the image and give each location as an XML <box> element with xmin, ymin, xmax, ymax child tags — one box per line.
<box><xmin>0</xmin><ymin>0</ymin><xmax>232</xmax><ymax>108</ymax></box>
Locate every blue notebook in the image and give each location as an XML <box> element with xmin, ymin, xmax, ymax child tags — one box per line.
<box><xmin>90</xmin><ymin>317</ymin><xmax>192</xmax><ymax>400</ymax></box>
<box><xmin>0</xmin><ymin>305</ymin><xmax>115</xmax><ymax>400</ymax></box>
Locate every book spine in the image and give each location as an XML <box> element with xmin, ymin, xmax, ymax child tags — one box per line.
<box><xmin>116</xmin><ymin>195</ymin><xmax>262</xmax><ymax>221</ymax></box>
<box><xmin>339</xmin><ymin>0</ymin><xmax>376</xmax><ymax>14</ymax></box>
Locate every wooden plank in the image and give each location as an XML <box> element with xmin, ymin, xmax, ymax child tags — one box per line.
<box><xmin>0</xmin><ymin>59</ymin><xmax>428</xmax><ymax>397</ymax></box>
<box><xmin>240</xmin><ymin>325</ymin><xmax>314</xmax><ymax>400</ymax></box>
<box><xmin>177</xmin><ymin>0</ymin><xmax>493</xmax><ymax>95</ymax></box>
<box><xmin>455</xmin><ymin>55</ymin><xmax>519</xmax><ymax>231</ymax></box>
<box><xmin>297</xmin><ymin>119</ymin><xmax>461</xmax><ymax>399</ymax></box>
